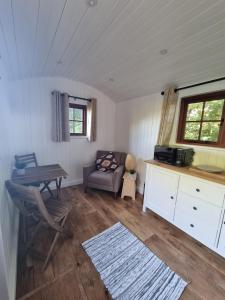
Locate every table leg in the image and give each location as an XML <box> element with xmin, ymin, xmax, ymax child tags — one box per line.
<box><xmin>40</xmin><ymin>181</ymin><xmax>54</xmax><ymax>197</ymax></box>
<box><xmin>56</xmin><ymin>177</ymin><xmax>62</xmax><ymax>200</ymax></box>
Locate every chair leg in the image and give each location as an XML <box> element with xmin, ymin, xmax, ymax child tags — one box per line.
<box><xmin>114</xmin><ymin>192</ymin><xmax>117</xmax><ymax>200</ymax></box>
<box><xmin>25</xmin><ymin>221</ymin><xmax>42</xmax><ymax>251</ymax></box>
<box><xmin>42</xmin><ymin>215</ymin><xmax>68</xmax><ymax>271</ymax></box>
<box><xmin>40</xmin><ymin>181</ymin><xmax>54</xmax><ymax>197</ymax></box>
<box><xmin>42</xmin><ymin>230</ymin><xmax>60</xmax><ymax>271</ymax></box>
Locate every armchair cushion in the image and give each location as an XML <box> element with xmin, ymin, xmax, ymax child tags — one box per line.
<box><xmin>88</xmin><ymin>170</ymin><xmax>114</xmax><ymax>187</ymax></box>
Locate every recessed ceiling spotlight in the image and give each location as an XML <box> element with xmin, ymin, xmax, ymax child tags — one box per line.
<box><xmin>57</xmin><ymin>60</ymin><xmax>63</xmax><ymax>65</ymax></box>
<box><xmin>109</xmin><ymin>77</ymin><xmax>114</xmax><ymax>82</ymax></box>
<box><xmin>86</xmin><ymin>0</ymin><xmax>97</xmax><ymax>7</ymax></box>
<box><xmin>159</xmin><ymin>49</ymin><xmax>168</xmax><ymax>55</ymax></box>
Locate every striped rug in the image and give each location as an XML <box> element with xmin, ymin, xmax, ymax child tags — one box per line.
<box><xmin>82</xmin><ymin>222</ymin><xmax>188</xmax><ymax>300</ymax></box>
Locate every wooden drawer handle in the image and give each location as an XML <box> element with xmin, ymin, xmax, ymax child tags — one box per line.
<box><xmin>196</xmin><ymin>188</ymin><xmax>200</xmax><ymax>192</ymax></box>
<box><xmin>193</xmin><ymin>206</ymin><xmax>197</xmax><ymax>210</ymax></box>
<box><xmin>190</xmin><ymin>224</ymin><xmax>194</xmax><ymax>228</ymax></box>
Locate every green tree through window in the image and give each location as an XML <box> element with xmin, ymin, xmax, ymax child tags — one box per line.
<box><xmin>177</xmin><ymin>91</ymin><xmax>225</xmax><ymax>147</ymax></box>
<box><xmin>69</xmin><ymin>103</ymin><xmax>87</xmax><ymax>136</ymax></box>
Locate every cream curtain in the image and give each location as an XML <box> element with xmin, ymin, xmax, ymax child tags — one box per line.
<box><xmin>157</xmin><ymin>86</ymin><xmax>178</xmax><ymax>145</ymax></box>
<box><xmin>52</xmin><ymin>91</ymin><xmax>70</xmax><ymax>142</ymax></box>
<box><xmin>87</xmin><ymin>98</ymin><xmax>97</xmax><ymax>142</ymax></box>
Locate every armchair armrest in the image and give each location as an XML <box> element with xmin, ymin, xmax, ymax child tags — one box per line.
<box><xmin>113</xmin><ymin>165</ymin><xmax>125</xmax><ymax>193</ymax></box>
<box><xmin>83</xmin><ymin>164</ymin><xmax>95</xmax><ymax>187</ymax></box>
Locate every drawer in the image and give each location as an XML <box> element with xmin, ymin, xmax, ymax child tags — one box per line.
<box><xmin>179</xmin><ymin>176</ymin><xmax>225</xmax><ymax>207</ymax></box>
<box><xmin>175</xmin><ymin>193</ymin><xmax>222</xmax><ymax>225</ymax></box>
<box><xmin>174</xmin><ymin>211</ymin><xmax>218</xmax><ymax>247</ymax></box>
<box><xmin>174</xmin><ymin>193</ymin><xmax>222</xmax><ymax>247</ymax></box>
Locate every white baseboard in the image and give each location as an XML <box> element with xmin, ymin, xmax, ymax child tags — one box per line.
<box><xmin>49</xmin><ymin>178</ymin><xmax>144</xmax><ymax>196</ymax></box>
<box><xmin>48</xmin><ymin>178</ymin><xmax>83</xmax><ymax>190</ymax></box>
<box><xmin>137</xmin><ymin>185</ymin><xmax>144</xmax><ymax>195</ymax></box>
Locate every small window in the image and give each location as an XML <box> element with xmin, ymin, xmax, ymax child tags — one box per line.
<box><xmin>177</xmin><ymin>91</ymin><xmax>225</xmax><ymax>148</ymax></box>
<box><xmin>69</xmin><ymin>103</ymin><xmax>87</xmax><ymax>136</ymax></box>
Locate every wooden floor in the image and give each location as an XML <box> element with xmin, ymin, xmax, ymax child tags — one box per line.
<box><xmin>17</xmin><ymin>185</ymin><xmax>225</xmax><ymax>300</ymax></box>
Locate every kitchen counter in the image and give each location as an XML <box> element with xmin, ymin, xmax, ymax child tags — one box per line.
<box><xmin>145</xmin><ymin>160</ymin><xmax>225</xmax><ymax>186</ymax></box>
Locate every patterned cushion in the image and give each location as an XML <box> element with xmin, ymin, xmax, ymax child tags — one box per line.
<box><xmin>95</xmin><ymin>152</ymin><xmax>119</xmax><ymax>172</ymax></box>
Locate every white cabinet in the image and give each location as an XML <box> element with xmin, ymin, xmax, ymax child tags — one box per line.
<box><xmin>143</xmin><ymin>162</ymin><xmax>225</xmax><ymax>257</ymax></box>
<box><xmin>143</xmin><ymin>165</ymin><xmax>179</xmax><ymax>222</ymax></box>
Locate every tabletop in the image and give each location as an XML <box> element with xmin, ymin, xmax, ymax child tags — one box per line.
<box><xmin>11</xmin><ymin>164</ymin><xmax>68</xmax><ymax>185</ymax></box>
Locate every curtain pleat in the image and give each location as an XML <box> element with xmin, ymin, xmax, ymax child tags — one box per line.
<box><xmin>52</xmin><ymin>91</ymin><xmax>70</xmax><ymax>142</ymax></box>
<box><xmin>157</xmin><ymin>86</ymin><xmax>178</xmax><ymax>145</ymax></box>
<box><xmin>87</xmin><ymin>98</ymin><xmax>97</xmax><ymax>142</ymax></box>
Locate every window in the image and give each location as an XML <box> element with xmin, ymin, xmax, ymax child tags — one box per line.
<box><xmin>69</xmin><ymin>103</ymin><xmax>87</xmax><ymax>136</ymax></box>
<box><xmin>177</xmin><ymin>91</ymin><xmax>225</xmax><ymax>148</ymax></box>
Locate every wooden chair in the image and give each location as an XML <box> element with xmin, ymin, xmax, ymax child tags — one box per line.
<box><xmin>15</xmin><ymin>152</ymin><xmax>38</xmax><ymax>167</ymax></box>
<box><xmin>5</xmin><ymin>180</ymin><xmax>73</xmax><ymax>271</ymax></box>
<box><xmin>15</xmin><ymin>153</ymin><xmax>54</xmax><ymax>197</ymax></box>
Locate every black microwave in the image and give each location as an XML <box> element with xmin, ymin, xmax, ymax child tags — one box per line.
<box><xmin>154</xmin><ymin>145</ymin><xmax>195</xmax><ymax>167</ymax></box>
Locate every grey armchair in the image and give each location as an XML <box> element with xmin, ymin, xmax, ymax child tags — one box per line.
<box><xmin>83</xmin><ymin>150</ymin><xmax>127</xmax><ymax>199</ymax></box>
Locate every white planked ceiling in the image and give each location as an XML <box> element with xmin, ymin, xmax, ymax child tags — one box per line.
<box><xmin>1</xmin><ymin>0</ymin><xmax>225</xmax><ymax>101</ymax></box>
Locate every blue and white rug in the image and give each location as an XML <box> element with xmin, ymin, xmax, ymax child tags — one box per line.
<box><xmin>82</xmin><ymin>222</ymin><xmax>188</xmax><ymax>300</ymax></box>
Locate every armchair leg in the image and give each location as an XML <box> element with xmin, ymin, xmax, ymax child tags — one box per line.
<box><xmin>84</xmin><ymin>186</ymin><xmax>88</xmax><ymax>193</ymax></box>
<box><xmin>114</xmin><ymin>192</ymin><xmax>117</xmax><ymax>200</ymax></box>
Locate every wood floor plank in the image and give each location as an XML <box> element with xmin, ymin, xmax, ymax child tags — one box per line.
<box><xmin>16</xmin><ymin>185</ymin><xmax>225</xmax><ymax>300</ymax></box>
<box><xmin>146</xmin><ymin>234</ymin><xmax>225</xmax><ymax>300</ymax></box>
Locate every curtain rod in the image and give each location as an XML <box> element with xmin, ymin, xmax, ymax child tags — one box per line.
<box><xmin>67</xmin><ymin>94</ymin><xmax>92</xmax><ymax>102</ymax></box>
<box><xmin>161</xmin><ymin>76</ymin><xmax>225</xmax><ymax>95</ymax></box>
<box><xmin>51</xmin><ymin>91</ymin><xmax>92</xmax><ymax>102</ymax></box>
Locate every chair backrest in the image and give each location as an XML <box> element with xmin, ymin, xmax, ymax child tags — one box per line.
<box><xmin>96</xmin><ymin>150</ymin><xmax>127</xmax><ymax>165</ymax></box>
<box><xmin>5</xmin><ymin>180</ymin><xmax>37</xmax><ymax>217</ymax></box>
<box><xmin>5</xmin><ymin>180</ymin><xmax>56</xmax><ymax>228</ymax></box>
<box><xmin>15</xmin><ymin>153</ymin><xmax>38</xmax><ymax>168</ymax></box>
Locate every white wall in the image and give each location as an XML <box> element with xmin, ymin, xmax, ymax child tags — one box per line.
<box><xmin>115</xmin><ymin>81</ymin><xmax>225</xmax><ymax>194</ymax></box>
<box><xmin>170</xmin><ymin>79</ymin><xmax>225</xmax><ymax>168</ymax></box>
<box><xmin>0</xmin><ymin>62</ymin><xmax>19</xmax><ymax>300</ymax></box>
<box><xmin>9</xmin><ymin>77</ymin><xmax>116</xmax><ymax>186</ymax></box>
<box><xmin>115</xmin><ymin>94</ymin><xmax>163</xmax><ymax>193</ymax></box>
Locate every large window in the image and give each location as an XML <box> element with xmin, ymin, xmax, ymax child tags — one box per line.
<box><xmin>177</xmin><ymin>91</ymin><xmax>225</xmax><ymax>147</ymax></box>
<box><xmin>69</xmin><ymin>103</ymin><xmax>87</xmax><ymax>136</ymax></box>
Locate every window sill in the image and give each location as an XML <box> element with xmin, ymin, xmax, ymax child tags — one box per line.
<box><xmin>70</xmin><ymin>136</ymin><xmax>88</xmax><ymax>140</ymax></box>
<box><xmin>173</xmin><ymin>142</ymin><xmax>225</xmax><ymax>151</ymax></box>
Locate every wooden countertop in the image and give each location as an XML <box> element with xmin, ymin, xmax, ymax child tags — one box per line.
<box><xmin>145</xmin><ymin>160</ymin><xmax>225</xmax><ymax>186</ymax></box>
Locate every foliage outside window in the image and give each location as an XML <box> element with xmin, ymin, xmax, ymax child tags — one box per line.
<box><xmin>69</xmin><ymin>103</ymin><xmax>87</xmax><ymax>136</ymax></box>
<box><xmin>177</xmin><ymin>91</ymin><xmax>225</xmax><ymax>148</ymax></box>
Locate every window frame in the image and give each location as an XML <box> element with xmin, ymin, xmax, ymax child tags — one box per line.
<box><xmin>177</xmin><ymin>90</ymin><xmax>225</xmax><ymax>148</ymax></box>
<box><xmin>69</xmin><ymin>103</ymin><xmax>87</xmax><ymax>136</ymax></box>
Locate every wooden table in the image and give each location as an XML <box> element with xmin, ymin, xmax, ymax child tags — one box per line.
<box><xmin>11</xmin><ymin>164</ymin><xmax>67</xmax><ymax>199</ymax></box>
<box><xmin>121</xmin><ymin>171</ymin><xmax>137</xmax><ymax>201</ymax></box>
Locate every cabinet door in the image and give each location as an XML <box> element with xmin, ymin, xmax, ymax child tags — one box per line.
<box><xmin>143</xmin><ymin>165</ymin><xmax>179</xmax><ymax>222</ymax></box>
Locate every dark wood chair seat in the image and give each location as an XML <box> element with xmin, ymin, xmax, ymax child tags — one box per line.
<box><xmin>36</xmin><ymin>199</ymin><xmax>72</xmax><ymax>223</ymax></box>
